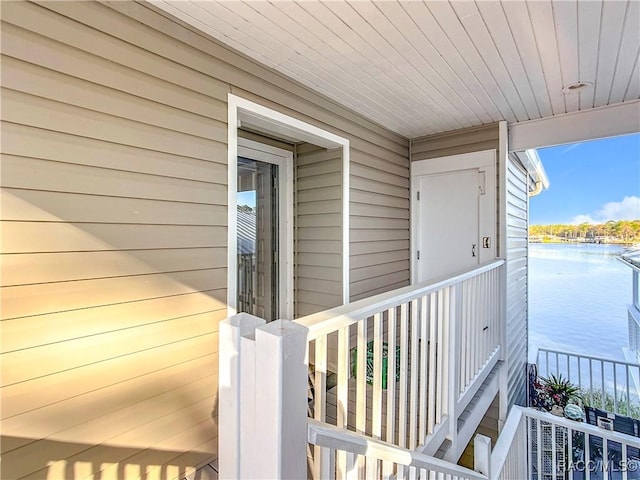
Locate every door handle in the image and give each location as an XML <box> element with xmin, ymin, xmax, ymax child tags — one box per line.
<box><xmin>472</xmin><ymin>244</ymin><xmax>476</xmax><ymax>257</ymax></box>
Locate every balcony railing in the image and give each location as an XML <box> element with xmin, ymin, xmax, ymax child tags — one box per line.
<box><xmin>536</xmin><ymin>348</ymin><xmax>640</xmax><ymax>417</ymax></box>
<box><xmin>488</xmin><ymin>406</ymin><xmax>640</xmax><ymax>480</ymax></box>
<box><xmin>307</xmin><ymin>404</ymin><xmax>640</xmax><ymax>480</ymax></box>
<box><xmin>297</xmin><ymin>260</ymin><xmax>504</xmax><ymax>471</ymax></box>
<box><xmin>219</xmin><ymin>260</ymin><xmax>505</xmax><ymax>479</ymax></box>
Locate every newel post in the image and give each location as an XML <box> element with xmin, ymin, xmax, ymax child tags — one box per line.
<box><xmin>219</xmin><ymin>313</ymin><xmax>266</xmax><ymax>480</ymax></box>
<box><xmin>474</xmin><ymin>434</ymin><xmax>492</xmax><ymax>478</ymax></box>
<box><xmin>251</xmin><ymin>320</ymin><xmax>309</xmax><ymax>479</ymax></box>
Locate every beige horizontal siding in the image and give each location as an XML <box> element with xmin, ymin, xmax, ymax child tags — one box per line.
<box><xmin>2</xmin><ymin>335</ymin><xmax>218</xmax><ymax>420</ymax></box>
<box><xmin>0</xmin><ymin>1</ymin><xmax>410</xmax><ymax>478</ymax></box>
<box><xmin>2</xmin><ymin>291</ymin><xmax>221</xmax><ymax>353</ymax></box>
<box><xmin>3</xmin><ymin>88</ymin><xmax>225</xmax><ymax>158</ymax></box>
<box><xmin>2</xmin><ymin>55</ymin><xmax>226</xmax><ymax>137</ymax></box>
<box><xmin>2</xmin><ymin>156</ymin><xmax>225</xmax><ymax>205</ymax></box>
<box><xmin>411</xmin><ymin>123</ymin><xmax>500</xmax><ymax>161</ymax></box>
<box><xmin>295</xmin><ymin>143</ymin><xmax>343</xmax><ymax>316</ymax></box>
<box><xmin>2</xmin><ymin>189</ymin><xmax>226</xmax><ymax>226</ymax></box>
<box><xmin>349</xmin><ymin>147</ymin><xmax>410</xmax><ymax>301</ymax></box>
<box><xmin>2</xmin><ymin>222</ymin><xmax>225</xmax><ymax>253</ymax></box>
<box><xmin>2</xmin><ymin>248</ymin><xmax>223</xmax><ymax>286</ymax></box>
<box><xmin>1</xmin><ymin>1</ymin><xmax>226</xmax><ymax>477</ymax></box>
<box><xmin>2</xmin><ymin>123</ymin><xmax>227</xmax><ymax>181</ymax></box>
<box><xmin>238</xmin><ymin>128</ymin><xmax>294</xmax><ymax>152</ymax></box>
<box><xmin>3</xmin><ymin>270</ymin><xmax>224</xmax><ymax>320</ymax></box>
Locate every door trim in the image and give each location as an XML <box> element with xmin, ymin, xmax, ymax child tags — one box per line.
<box><xmin>238</xmin><ymin>138</ymin><xmax>294</xmax><ymax>320</ymax></box>
<box><xmin>410</xmin><ymin>149</ymin><xmax>496</xmax><ymax>284</ymax></box>
<box><xmin>228</xmin><ymin>94</ymin><xmax>351</xmax><ymax>318</ymax></box>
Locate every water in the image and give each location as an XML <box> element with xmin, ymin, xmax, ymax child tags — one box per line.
<box><xmin>529</xmin><ymin>243</ymin><xmax>632</xmax><ymax>362</ymax></box>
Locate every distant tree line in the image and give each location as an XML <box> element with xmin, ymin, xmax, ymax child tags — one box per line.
<box><xmin>237</xmin><ymin>204</ymin><xmax>254</xmax><ymax>213</ymax></box>
<box><xmin>529</xmin><ymin>220</ymin><xmax>640</xmax><ymax>242</ymax></box>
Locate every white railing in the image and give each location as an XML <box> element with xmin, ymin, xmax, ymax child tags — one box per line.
<box><xmin>218</xmin><ymin>260</ymin><xmax>505</xmax><ymax>479</ymax></box>
<box><xmin>620</xmin><ymin>253</ymin><xmax>640</xmax><ymax>364</ymax></box>
<box><xmin>486</xmin><ymin>406</ymin><xmax>528</xmax><ymax>480</ymax></box>
<box><xmin>526</xmin><ymin>407</ymin><xmax>640</xmax><ymax>480</ymax></box>
<box><xmin>536</xmin><ymin>348</ymin><xmax>640</xmax><ymax>417</ymax></box>
<box><xmin>296</xmin><ymin>260</ymin><xmax>504</xmax><ymax>462</ymax></box>
<box><xmin>486</xmin><ymin>405</ymin><xmax>640</xmax><ymax>480</ymax></box>
<box><xmin>308</xmin><ymin>419</ymin><xmax>487</xmax><ymax>480</ymax></box>
<box><xmin>618</xmin><ymin>252</ymin><xmax>639</xmax><ymax>310</ymax></box>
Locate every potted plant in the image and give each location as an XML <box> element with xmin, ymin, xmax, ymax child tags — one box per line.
<box><xmin>542</xmin><ymin>373</ymin><xmax>580</xmax><ymax>416</ymax></box>
<box><xmin>531</xmin><ymin>373</ymin><xmax>581</xmax><ymax>415</ymax></box>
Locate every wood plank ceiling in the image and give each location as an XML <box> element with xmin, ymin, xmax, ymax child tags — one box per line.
<box><xmin>151</xmin><ymin>0</ymin><xmax>640</xmax><ymax>139</ymax></box>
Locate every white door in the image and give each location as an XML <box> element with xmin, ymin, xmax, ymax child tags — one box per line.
<box><xmin>416</xmin><ymin>170</ymin><xmax>480</xmax><ymax>283</ymax></box>
<box><xmin>412</xmin><ymin>150</ymin><xmax>496</xmax><ymax>284</ymax></box>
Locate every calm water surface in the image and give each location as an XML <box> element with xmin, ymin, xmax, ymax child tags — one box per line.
<box><xmin>529</xmin><ymin>243</ymin><xmax>632</xmax><ymax>362</ymax></box>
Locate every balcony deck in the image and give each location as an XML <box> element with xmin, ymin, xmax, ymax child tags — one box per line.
<box><xmin>184</xmin><ymin>461</ymin><xmax>218</xmax><ymax>480</ymax></box>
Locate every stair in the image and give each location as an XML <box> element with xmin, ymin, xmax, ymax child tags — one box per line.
<box><xmin>427</xmin><ymin>362</ymin><xmax>501</xmax><ymax>464</ymax></box>
<box><xmin>434</xmin><ymin>439</ymin><xmax>451</xmax><ymax>459</ymax></box>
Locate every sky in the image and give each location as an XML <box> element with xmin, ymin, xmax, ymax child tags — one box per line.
<box><xmin>530</xmin><ymin>133</ymin><xmax>640</xmax><ymax>225</ymax></box>
<box><xmin>237</xmin><ymin>190</ymin><xmax>256</xmax><ymax>208</ymax></box>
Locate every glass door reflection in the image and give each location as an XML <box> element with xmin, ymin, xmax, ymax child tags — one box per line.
<box><xmin>237</xmin><ymin>157</ymin><xmax>279</xmax><ymax>321</ymax></box>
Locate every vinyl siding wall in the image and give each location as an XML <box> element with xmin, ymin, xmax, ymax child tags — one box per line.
<box><xmin>505</xmin><ymin>158</ymin><xmax>530</xmax><ymax>407</ymax></box>
<box><xmin>0</xmin><ymin>1</ymin><xmax>409</xmax><ymax>478</ymax></box>
<box><xmin>295</xmin><ymin>143</ymin><xmax>343</xmax><ymax>317</ymax></box>
<box><xmin>350</xmin><ymin>146</ymin><xmax>411</xmax><ymax>300</ymax></box>
<box><xmin>411</xmin><ymin>123</ymin><xmax>500</xmax><ymax>162</ymax></box>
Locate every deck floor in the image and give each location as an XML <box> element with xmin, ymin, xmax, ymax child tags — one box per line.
<box><xmin>184</xmin><ymin>459</ymin><xmax>218</xmax><ymax>480</ymax></box>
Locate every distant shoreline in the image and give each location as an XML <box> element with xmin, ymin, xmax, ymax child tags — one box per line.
<box><xmin>529</xmin><ymin>220</ymin><xmax>640</xmax><ymax>246</ymax></box>
<box><xmin>528</xmin><ymin>237</ymin><xmax>636</xmax><ymax>246</ymax></box>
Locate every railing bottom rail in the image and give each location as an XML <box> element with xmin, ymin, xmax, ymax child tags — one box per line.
<box><xmin>309</xmin><ymin>419</ymin><xmax>487</xmax><ymax>480</ymax></box>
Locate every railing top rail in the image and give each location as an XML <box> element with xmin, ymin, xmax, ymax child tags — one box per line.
<box><xmin>295</xmin><ymin>259</ymin><xmax>504</xmax><ymax>341</ymax></box>
<box><xmin>618</xmin><ymin>255</ymin><xmax>640</xmax><ymax>274</ymax></box>
<box><xmin>308</xmin><ymin>419</ymin><xmax>488</xmax><ymax>480</ymax></box>
<box><xmin>522</xmin><ymin>406</ymin><xmax>640</xmax><ymax>447</ymax></box>
<box><xmin>490</xmin><ymin>406</ymin><xmax>524</xmax><ymax>477</ymax></box>
<box><xmin>536</xmin><ymin>347</ymin><xmax>640</xmax><ymax>369</ymax></box>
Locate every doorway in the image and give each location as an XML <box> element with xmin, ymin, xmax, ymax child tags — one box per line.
<box><xmin>411</xmin><ymin>150</ymin><xmax>496</xmax><ymax>284</ymax></box>
<box><xmin>227</xmin><ymin>94</ymin><xmax>351</xmax><ymax>319</ymax></box>
<box><xmin>236</xmin><ymin>139</ymin><xmax>293</xmax><ymax>321</ymax></box>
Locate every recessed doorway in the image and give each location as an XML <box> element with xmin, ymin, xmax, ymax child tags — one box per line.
<box><xmin>227</xmin><ymin>93</ymin><xmax>351</xmax><ymax>320</ymax></box>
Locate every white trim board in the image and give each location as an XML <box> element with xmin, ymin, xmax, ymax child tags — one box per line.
<box><xmin>228</xmin><ymin>94</ymin><xmax>351</xmax><ymax>318</ymax></box>
<box><xmin>508</xmin><ymin>100</ymin><xmax>640</xmax><ymax>151</ymax></box>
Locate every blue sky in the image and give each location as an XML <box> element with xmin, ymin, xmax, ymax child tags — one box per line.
<box><xmin>237</xmin><ymin>191</ymin><xmax>256</xmax><ymax>208</ymax></box>
<box><xmin>530</xmin><ymin>133</ymin><xmax>640</xmax><ymax>225</ymax></box>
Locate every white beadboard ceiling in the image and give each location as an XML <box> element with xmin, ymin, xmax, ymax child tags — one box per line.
<box><xmin>151</xmin><ymin>0</ymin><xmax>640</xmax><ymax>139</ymax></box>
